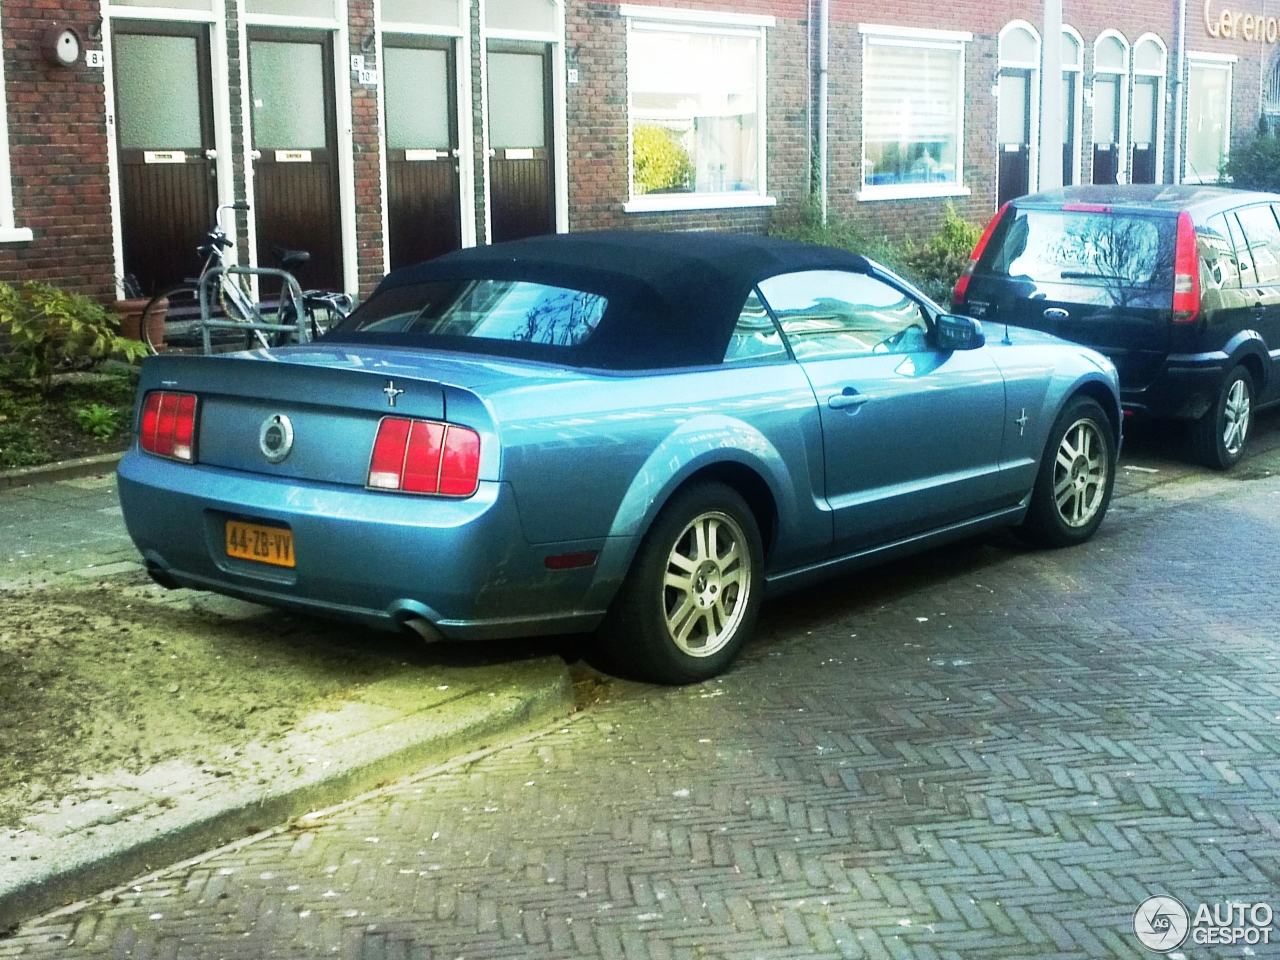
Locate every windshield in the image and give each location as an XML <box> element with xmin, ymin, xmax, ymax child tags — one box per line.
<box><xmin>334</xmin><ymin>279</ymin><xmax>609</xmax><ymax>348</ymax></box>
<box><xmin>981</xmin><ymin>209</ymin><xmax>1177</xmax><ymax>288</ymax></box>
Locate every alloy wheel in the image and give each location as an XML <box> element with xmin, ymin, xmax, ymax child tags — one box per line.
<box><xmin>662</xmin><ymin>510</ymin><xmax>752</xmax><ymax>658</ymax></box>
<box><xmin>1222</xmin><ymin>377</ymin><xmax>1251</xmax><ymax>457</ymax></box>
<box><xmin>1053</xmin><ymin>418</ymin><xmax>1109</xmax><ymax>528</ymax></box>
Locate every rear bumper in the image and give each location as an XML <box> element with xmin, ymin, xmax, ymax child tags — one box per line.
<box><xmin>1120</xmin><ymin>352</ymin><xmax>1227</xmax><ymax>420</ymax></box>
<box><xmin>117</xmin><ymin>450</ymin><xmax>609</xmax><ymax>639</ymax></box>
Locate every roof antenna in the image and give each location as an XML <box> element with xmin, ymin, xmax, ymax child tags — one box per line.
<box><xmin>1002</xmin><ymin>320</ymin><xmax>1012</xmax><ymax>345</ymax></box>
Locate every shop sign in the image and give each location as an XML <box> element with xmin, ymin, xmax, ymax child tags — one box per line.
<box><xmin>1205</xmin><ymin>0</ymin><xmax>1280</xmax><ymax>41</ymax></box>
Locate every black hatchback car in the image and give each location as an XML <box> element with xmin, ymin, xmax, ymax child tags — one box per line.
<box><xmin>953</xmin><ymin>185</ymin><xmax>1280</xmax><ymax>469</ymax></box>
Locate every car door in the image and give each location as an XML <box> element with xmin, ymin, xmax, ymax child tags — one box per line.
<box><xmin>1229</xmin><ymin>204</ymin><xmax>1280</xmax><ymax>390</ymax></box>
<box><xmin>756</xmin><ymin>270</ymin><xmax>1006</xmax><ymax>555</ymax></box>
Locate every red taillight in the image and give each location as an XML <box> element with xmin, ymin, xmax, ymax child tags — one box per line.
<box><xmin>1173</xmin><ymin>210</ymin><xmax>1201</xmax><ymax>324</ymax></box>
<box><xmin>367</xmin><ymin>417</ymin><xmax>481</xmax><ymax>497</ymax></box>
<box><xmin>952</xmin><ymin>202</ymin><xmax>1008</xmax><ymax>309</ymax></box>
<box><xmin>140</xmin><ymin>391</ymin><xmax>198</xmax><ymax>462</ymax></box>
<box><xmin>1061</xmin><ymin>203</ymin><xmax>1113</xmax><ymax>213</ymax></box>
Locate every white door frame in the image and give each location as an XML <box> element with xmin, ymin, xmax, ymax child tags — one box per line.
<box><xmin>479</xmin><ymin>0</ymin><xmax>568</xmax><ymax>243</ymax></box>
<box><xmin>100</xmin><ymin>0</ymin><xmax>234</xmax><ymax>299</ymax></box>
<box><xmin>242</xmin><ymin>1</ymin><xmax>356</xmax><ymax>296</ymax></box>
<box><xmin>998</xmin><ymin>20</ymin><xmax>1041</xmax><ymax>196</ymax></box>
<box><xmin>1131</xmin><ymin>34</ymin><xmax>1168</xmax><ymax>184</ymax></box>
<box><xmin>377</xmin><ymin>0</ymin><xmax>477</xmax><ymax>271</ymax></box>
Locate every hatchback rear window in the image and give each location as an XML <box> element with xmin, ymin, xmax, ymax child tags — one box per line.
<box><xmin>336</xmin><ymin>279</ymin><xmax>609</xmax><ymax>348</ymax></box>
<box><xmin>980</xmin><ymin>209</ymin><xmax>1177</xmax><ymax>288</ymax></box>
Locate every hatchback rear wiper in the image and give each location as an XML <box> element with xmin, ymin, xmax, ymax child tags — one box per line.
<box><xmin>1059</xmin><ymin>270</ymin><xmax>1133</xmax><ymax>281</ymax></box>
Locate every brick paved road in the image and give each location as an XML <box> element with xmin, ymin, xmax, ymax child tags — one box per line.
<box><xmin>6</xmin><ymin>418</ymin><xmax>1280</xmax><ymax>959</ymax></box>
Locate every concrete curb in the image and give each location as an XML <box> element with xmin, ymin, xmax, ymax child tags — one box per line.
<box><xmin>0</xmin><ymin>453</ymin><xmax>124</xmax><ymax>489</ymax></box>
<box><xmin>0</xmin><ymin>665</ymin><xmax>575</xmax><ymax>930</ymax></box>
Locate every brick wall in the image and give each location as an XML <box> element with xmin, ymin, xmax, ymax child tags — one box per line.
<box><xmin>349</xmin><ymin>0</ymin><xmax>384</xmax><ymax>298</ymax></box>
<box><xmin>0</xmin><ymin>0</ymin><xmax>115</xmax><ymax>299</ymax></box>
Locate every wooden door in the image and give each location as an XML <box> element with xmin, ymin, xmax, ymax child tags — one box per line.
<box><xmin>1092</xmin><ymin>75</ymin><xmax>1121</xmax><ymax>185</ymax></box>
<box><xmin>997</xmin><ymin>69</ymin><xmax>1031</xmax><ymax>206</ymax></box>
<box><xmin>1061</xmin><ymin>75</ymin><xmax>1076</xmax><ymax>186</ymax></box>
<box><xmin>113</xmin><ymin>22</ymin><xmax>216</xmax><ymax>295</ymax></box>
<box><xmin>384</xmin><ymin>37</ymin><xmax>461</xmax><ymax>270</ymax></box>
<box><xmin>487</xmin><ymin>42</ymin><xmax>554</xmax><ymax>243</ymax></box>
<box><xmin>247</xmin><ymin>29</ymin><xmax>343</xmax><ymax>291</ymax></box>
<box><xmin>1131</xmin><ymin>76</ymin><xmax>1158</xmax><ymax>184</ymax></box>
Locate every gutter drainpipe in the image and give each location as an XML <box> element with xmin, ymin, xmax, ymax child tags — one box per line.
<box><xmin>1174</xmin><ymin>0</ymin><xmax>1187</xmax><ymax>183</ymax></box>
<box><xmin>819</xmin><ymin>0</ymin><xmax>829</xmax><ymax>225</ymax></box>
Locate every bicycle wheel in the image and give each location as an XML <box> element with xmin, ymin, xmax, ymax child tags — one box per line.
<box><xmin>141</xmin><ymin>285</ymin><xmax>198</xmax><ymax>354</ymax></box>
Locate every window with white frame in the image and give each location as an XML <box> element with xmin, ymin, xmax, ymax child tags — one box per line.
<box><xmin>859</xmin><ymin>25</ymin><xmax>971</xmax><ymax>201</ymax></box>
<box><xmin>0</xmin><ymin>13</ymin><xmax>31</xmax><ymax>243</ymax></box>
<box><xmin>1131</xmin><ymin>35</ymin><xmax>1166</xmax><ymax>184</ymax></box>
<box><xmin>621</xmin><ymin>5</ymin><xmax>774</xmax><ymax>212</ymax></box>
<box><xmin>1185</xmin><ymin>54</ymin><xmax>1234</xmax><ymax>183</ymax></box>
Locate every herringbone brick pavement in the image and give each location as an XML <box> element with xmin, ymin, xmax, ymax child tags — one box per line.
<box><xmin>6</xmin><ymin>450</ymin><xmax>1280</xmax><ymax>959</ymax></box>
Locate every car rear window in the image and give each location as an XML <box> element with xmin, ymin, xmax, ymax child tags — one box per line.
<box><xmin>980</xmin><ymin>208</ymin><xmax>1177</xmax><ymax>288</ymax></box>
<box><xmin>335</xmin><ymin>279</ymin><xmax>609</xmax><ymax>348</ymax></box>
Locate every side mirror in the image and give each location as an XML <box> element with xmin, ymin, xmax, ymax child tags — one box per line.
<box><xmin>936</xmin><ymin>313</ymin><xmax>985</xmax><ymax>351</ymax></box>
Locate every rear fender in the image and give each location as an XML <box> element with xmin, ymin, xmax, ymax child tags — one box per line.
<box><xmin>583</xmin><ymin>415</ymin><xmax>795</xmax><ymax>607</ymax></box>
<box><xmin>1223</xmin><ymin>330</ymin><xmax>1271</xmax><ymax>393</ymax></box>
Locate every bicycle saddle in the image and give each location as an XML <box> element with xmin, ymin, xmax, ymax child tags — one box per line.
<box><xmin>271</xmin><ymin>246</ymin><xmax>311</xmax><ymax>271</ymax></box>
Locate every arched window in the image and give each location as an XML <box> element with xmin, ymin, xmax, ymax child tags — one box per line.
<box><xmin>1131</xmin><ymin>35</ymin><xmax>1167</xmax><ymax>183</ymax></box>
<box><xmin>997</xmin><ymin>22</ymin><xmax>1040</xmax><ymax>203</ymax></box>
<box><xmin>1265</xmin><ymin>53</ymin><xmax>1280</xmax><ymax>117</ymax></box>
<box><xmin>1092</xmin><ymin>31</ymin><xmax>1130</xmax><ymax>184</ymax></box>
<box><xmin>1062</xmin><ymin>26</ymin><xmax>1083</xmax><ymax>185</ymax></box>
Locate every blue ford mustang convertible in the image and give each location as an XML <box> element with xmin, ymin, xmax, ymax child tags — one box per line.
<box><xmin>119</xmin><ymin>232</ymin><xmax>1120</xmax><ymax>683</ymax></box>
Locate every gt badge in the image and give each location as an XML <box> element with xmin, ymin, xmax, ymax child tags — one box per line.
<box><xmin>383</xmin><ymin>380</ymin><xmax>404</xmax><ymax>407</ymax></box>
<box><xmin>259</xmin><ymin>414</ymin><xmax>294</xmax><ymax>463</ymax></box>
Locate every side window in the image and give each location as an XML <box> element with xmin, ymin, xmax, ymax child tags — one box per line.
<box><xmin>1200</xmin><ymin>214</ymin><xmax>1241</xmax><ymax>291</ymax></box>
<box><xmin>756</xmin><ymin>270</ymin><xmax>930</xmax><ymax>361</ymax></box>
<box><xmin>723</xmin><ymin>290</ymin><xmax>788</xmax><ymax>364</ymax></box>
<box><xmin>1233</xmin><ymin>205</ymin><xmax>1280</xmax><ymax>285</ymax></box>
<box><xmin>1225</xmin><ymin>213</ymin><xmax>1254</xmax><ymax>285</ymax></box>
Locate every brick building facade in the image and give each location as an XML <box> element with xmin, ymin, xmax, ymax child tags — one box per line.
<box><xmin>0</xmin><ymin>0</ymin><xmax>1271</xmax><ymax>306</ymax></box>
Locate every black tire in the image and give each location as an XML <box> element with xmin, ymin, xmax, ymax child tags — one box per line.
<box><xmin>1017</xmin><ymin>396</ymin><xmax>1116</xmax><ymax>548</ymax></box>
<box><xmin>1191</xmin><ymin>366</ymin><xmax>1253</xmax><ymax>471</ymax></box>
<box><xmin>598</xmin><ymin>482</ymin><xmax>764</xmax><ymax>685</ymax></box>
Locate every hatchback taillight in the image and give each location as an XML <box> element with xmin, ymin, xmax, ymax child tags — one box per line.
<box><xmin>140</xmin><ymin>391</ymin><xmax>198</xmax><ymax>462</ymax></box>
<box><xmin>367</xmin><ymin>417</ymin><xmax>481</xmax><ymax>497</ymax></box>
<box><xmin>1173</xmin><ymin>210</ymin><xmax>1201</xmax><ymax>324</ymax></box>
<box><xmin>952</xmin><ymin>202</ymin><xmax>1008</xmax><ymax>309</ymax></box>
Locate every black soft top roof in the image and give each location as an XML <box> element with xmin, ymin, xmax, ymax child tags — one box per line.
<box><xmin>334</xmin><ymin>231</ymin><xmax>870</xmax><ymax>369</ymax></box>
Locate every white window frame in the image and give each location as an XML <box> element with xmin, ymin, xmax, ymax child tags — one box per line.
<box><xmin>620</xmin><ymin>4</ymin><xmax>775</xmax><ymax>214</ymax></box>
<box><xmin>1183</xmin><ymin>51</ymin><xmax>1236</xmax><ymax>184</ymax></box>
<box><xmin>378</xmin><ymin>0</ymin><xmax>476</xmax><ymax>264</ymax></box>
<box><xmin>1091</xmin><ymin>29</ymin><xmax>1130</xmax><ymax>184</ymax></box>
<box><xmin>1062</xmin><ymin>24</ymin><xmax>1084</xmax><ymax>187</ymax></box>
<box><xmin>1131</xmin><ymin>34</ymin><xmax>1168</xmax><ymax>184</ymax></box>
<box><xmin>998</xmin><ymin>20</ymin><xmax>1041</xmax><ymax>196</ymax></box>
<box><xmin>0</xmin><ymin>13</ymin><xmax>32</xmax><ymax>244</ymax></box>
<box><xmin>857</xmin><ymin>23</ymin><xmax>972</xmax><ymax>202</ymax></box>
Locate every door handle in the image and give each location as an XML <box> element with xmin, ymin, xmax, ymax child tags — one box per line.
<box><xmin>250</xmin><ymin>149</ymin><xmax>262</xmax><ymax>161</ymax></box>
<box><xmin>828</xmin><ymin>388</ymin><xmax>868</xmax><ymax>410</ymax></box>
<box><xmin>205</xmin><ymin>148</ymin><xmax>218</xmax><ymax>160</ymax></box>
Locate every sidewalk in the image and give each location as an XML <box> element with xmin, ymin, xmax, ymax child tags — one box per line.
<box><xmin>0</xmin><ymin>470</ymin><xmax>578</xmax><ymax>930</ymax></box>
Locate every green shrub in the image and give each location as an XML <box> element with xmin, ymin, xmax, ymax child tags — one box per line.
<box><xmin>0</xmin><ymin>423</ymin><xmax>48</xmax><ymax>468</ymax></box>
<box><xmin>769</xmin><ymin>199</ymin><xmax>983</xmax><ymax>305</ymax></box>
<box><xmin>1219</xmin><ymin>133</ymin><xmax>1280</xmax><ymax>192</ymax></box>
<box><xmin>0</xmin><ymin>281</ymin><xmax>147</xmax><ymax>392</ymax></box>
<box><xmin>896</xmin><ymin>203</ymin><xmax>983</xmax><ymax>304</ymax></box>
<box><xmin>74</xmin><ymin>403</ymin><xmax>123</xmax><ymax>440</ymax></box>
<box><xmin>632</xmin><ymin>124</ymin><xmax>693</xmax><ymax>195</ymax></box>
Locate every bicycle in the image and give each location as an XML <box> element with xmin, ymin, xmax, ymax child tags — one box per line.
<box><xmin>139</xmin><ymin>203</ymin><xmax>353</xmax><ymax>354</ymax></box>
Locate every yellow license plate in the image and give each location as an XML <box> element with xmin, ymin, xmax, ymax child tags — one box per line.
<box><xmin>225</xmin><ymin>520</ymin><xmax>295</xmax><ymax>568</ymax></box>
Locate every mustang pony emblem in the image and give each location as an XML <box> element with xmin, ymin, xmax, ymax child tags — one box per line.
<box><xmin>383</xmin><ymin>380</ymin><xmax>405</xmax><ymax>407</ymax></box>
<box><xmin>259</xmin><ymin>414</ymin><xmax>294</xmax><ymax>463</ymax></box>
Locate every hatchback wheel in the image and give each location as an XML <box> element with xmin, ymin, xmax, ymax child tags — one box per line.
<box><xmin>1192</xmin><ymin>366</ymin><xmax>1253</xmax><ymax>470</ymax></box>
<box><xmin>1017</xmin><ymin>396</ymin><xmax>1116</xmax><ymax>548</ymax></box>
<box><xmin>600</xmin><ymin>482</ymin><xmax>764</xmax><ymax>685</ymax></box>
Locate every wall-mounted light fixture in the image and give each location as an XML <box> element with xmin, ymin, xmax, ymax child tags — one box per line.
<box><xmin>41</xmin><ymin>23</ymin><xmax>82</xmax><ymax>68</ymax></box>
